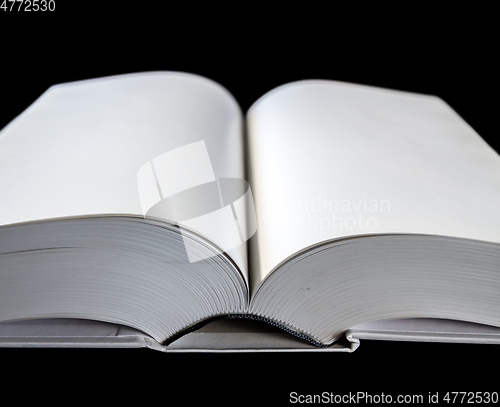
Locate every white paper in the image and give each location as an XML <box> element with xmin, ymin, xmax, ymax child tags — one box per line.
<box><xmin>247</xmin><ymin>80</ymin><xmax>500</xmax><ymax>286</ymax></box>
<box><xmin>0</xmin><ymin>72</ymin><xmax>249</xmax><ymax>278</ymax></box>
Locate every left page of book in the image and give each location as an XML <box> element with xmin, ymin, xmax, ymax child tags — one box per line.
<box><xmin>0</xmin><ymin>72</ymin><xmax>249</xmax><ymax>279</ymax></box>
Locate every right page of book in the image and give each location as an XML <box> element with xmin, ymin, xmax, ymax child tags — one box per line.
<box><xmin>246</xmin><ymin>80</ymin><xmax>500</xmax><ymax>292</ymax></box>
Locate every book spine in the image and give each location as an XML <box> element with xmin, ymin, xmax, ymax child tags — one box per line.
<box><xmin>223</xmin><ymin>314</ymin><xmax>330</xmax><ymax>348</ymax></box>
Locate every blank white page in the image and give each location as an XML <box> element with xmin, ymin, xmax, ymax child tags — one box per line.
<box><xmin>0</xmin><ymin>72</ymin><xmax>248</xmax><ymax>277</ymax></box>
<box><xmin>247</xmin><ymin>80</ymin><xmax>500</xmax><ymax>286</ymax></box>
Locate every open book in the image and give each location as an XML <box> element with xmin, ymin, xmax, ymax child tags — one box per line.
<box><xmin>0</xmin><ymin>72</ymin><xmax>499</xmax><ymax>352</ymax></box>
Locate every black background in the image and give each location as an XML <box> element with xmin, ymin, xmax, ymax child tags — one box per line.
<box><xmin>1</xmin><ymin>6</ymin><xmax>499</xmax><ymax>403</ymax></box>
